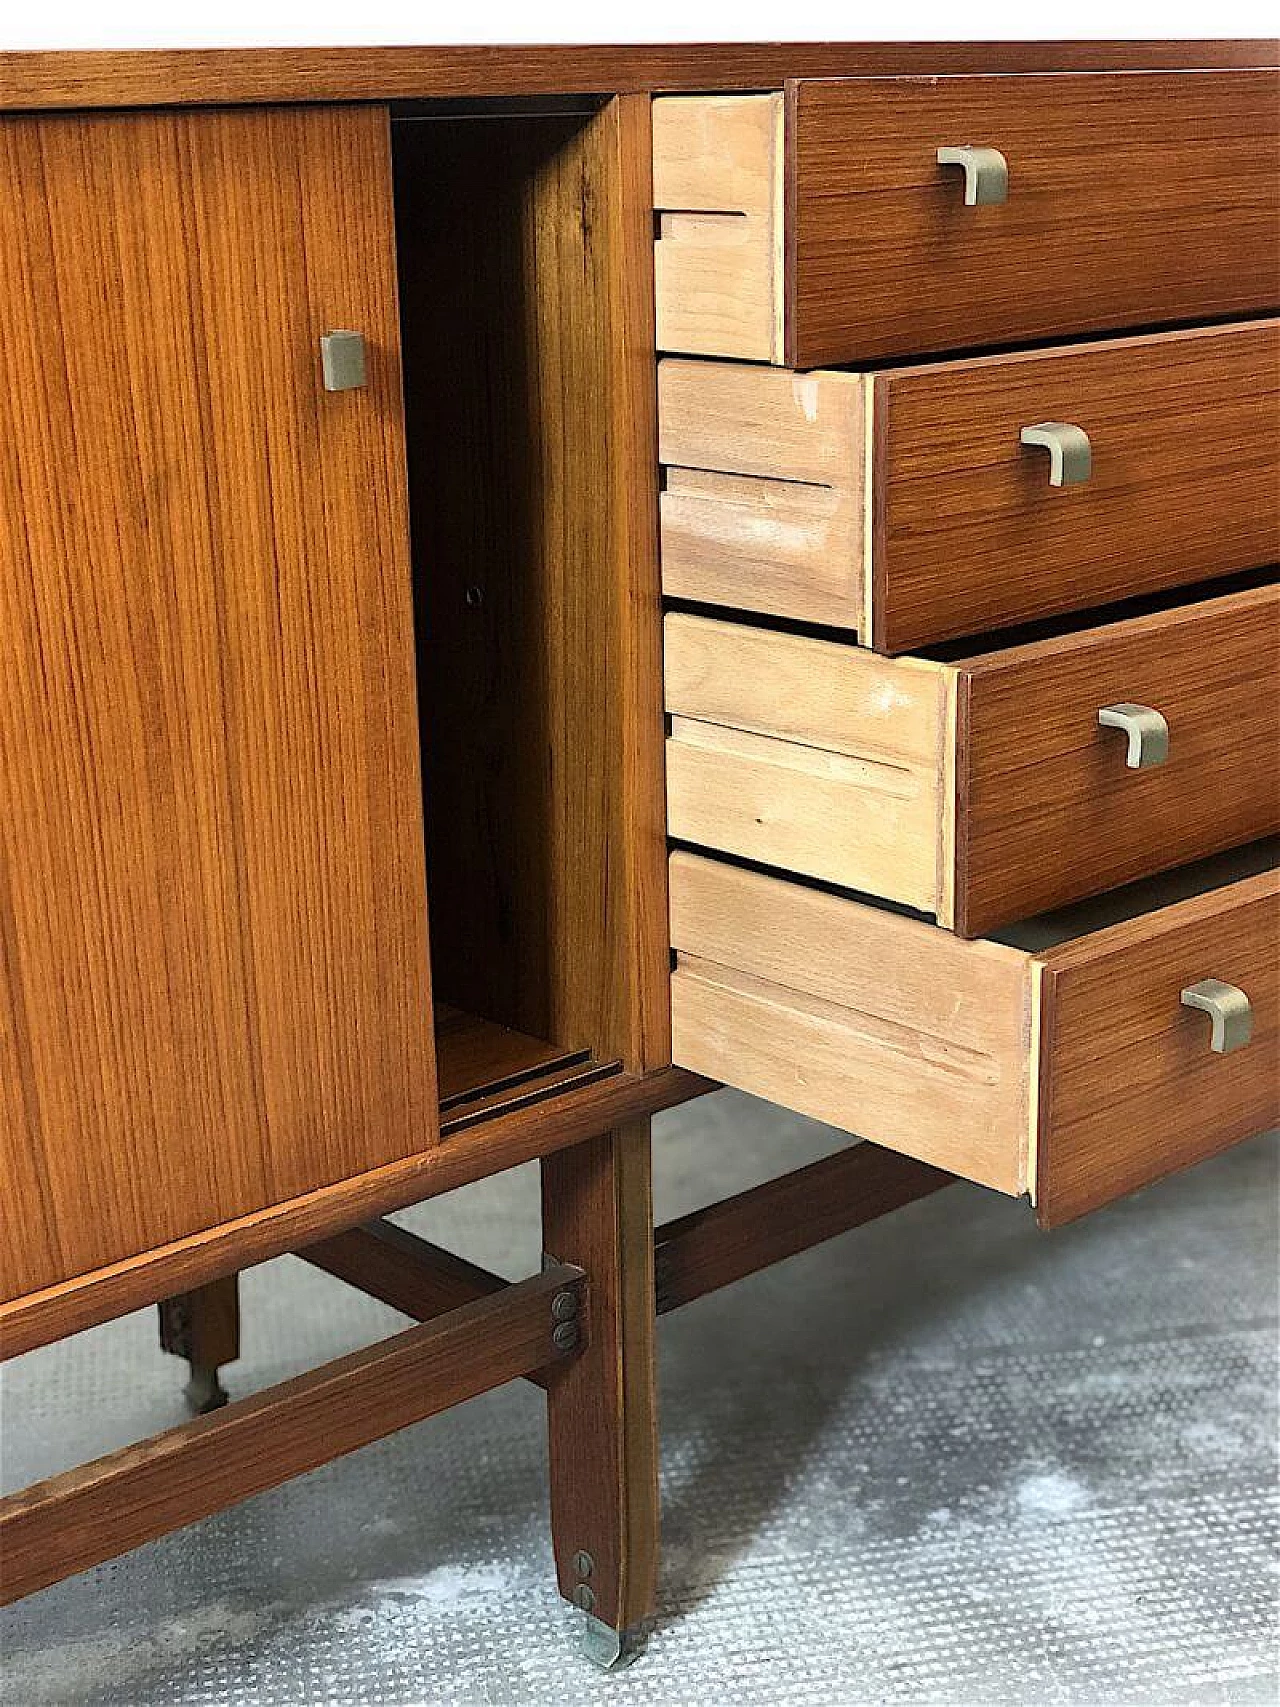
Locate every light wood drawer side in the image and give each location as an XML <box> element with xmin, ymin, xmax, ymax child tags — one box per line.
<box><xmin>664</xmin><ymin>613</ymin><xmax>949</xmax><ymax>916</ymax></box>
<box><xmin>658</xmin><ymin>358</ymin><xmax>865</xmax><ymax>628</ymax></box>
<box><xmin>658</xmin><ymin>323</ymin><xmax>1280</xmax><ymax>648</ymax></box>
<box><xmin>669</xmin><ymin>852</ymin><xmax>1033</xmax><ymax>1194</ymax></box>
<box><xmin>652</xmin><ymin>94</ymin><xmax>784</xmax><ymax>363</ymax></box>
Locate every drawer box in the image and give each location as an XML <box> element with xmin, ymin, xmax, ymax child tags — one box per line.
<box><xmin>665</xmin><ymin>588</ymin><xmax>1280</xmax><ymax>936</ymax></box>
<box><xmin>653</xmin><ymin>73</ymin><xmax>1280</xmax><ymax>367</ymax></box>
<box><xmin>670</xmin><ymin>848</ymin><xmax>1280</xmax><ymax>1225</ymax></box>
<box><xmin>659</xmin><ymin>321</ymin><xmax>1280</xmax><ymax>650</ymax></box>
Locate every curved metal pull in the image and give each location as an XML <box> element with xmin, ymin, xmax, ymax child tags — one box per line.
<box><xmin>320</xmin><ymin>330</ymin><xmax>366</xmax><ymax>392</ymax></box>
<box><xmin>1097</xmin><ymin>703</ymin><xmax>1170</xmax><ymax>769</ymax></box>
<box><xmin>1181</xmin><ymin>979</ymin><xmax>1253</xmax><ymax>1055</ymax></box>
<box><xmin>936</xmin><ymin>145</ymin><xmax>1009</xmax><ymax>206</ymax></box>
<box><xmin>1020</xmin><ymin>421</ymin><xmax>1092</xmax><ymax>487</ymax></box>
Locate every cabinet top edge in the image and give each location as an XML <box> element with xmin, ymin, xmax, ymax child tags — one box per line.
<box><xmin>1</xmin><ymin>40</ymin><xmax>1276</xmax><ymax>113</ymax></box>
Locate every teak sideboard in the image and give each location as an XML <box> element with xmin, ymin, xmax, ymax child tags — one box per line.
<box><xmin>1</xmin><ymin>39</ymin><xmax>1277</xmax><ymax>1671</ymax></box>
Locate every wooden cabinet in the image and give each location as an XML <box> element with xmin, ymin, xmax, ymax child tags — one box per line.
<box><xmin>653</xmin><ymin>72</ymin><xmax>1280</xmax><ymax>366</ymax></box>
<box><xmin>0</xmin><ymin>107</ymin><xmax>437</xmax><ymax>1299</ymax></box>
<box><xmin>0</xmin><ymin>37</ymin><xmax>1276</xmax><ymax>1656</ymax></box>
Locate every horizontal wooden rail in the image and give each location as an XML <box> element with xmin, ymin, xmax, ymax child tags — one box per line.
<box><xmin>299</xmin><ymin>1222</ymin><xmax>551</xmax><ymax>1390</ymax></box>
<box><xmin>302</xmin><ymin>1219</ymin><xmax>508</xmax><ymax>1316</ymax></box>
<box><xmin>301</xmin><ymin>1145</ymin><xmax>952</xmax><ymax>1331</ymax></box>
<box><xmin>0</xmin><ymin>1264</ymin><xmax>585</xmax><ymax>1605</ymax></box>
<box><xmin>653</xmin><ymin>1145</ymin><xmax>952</xmax><ymax>1314</ymax></box>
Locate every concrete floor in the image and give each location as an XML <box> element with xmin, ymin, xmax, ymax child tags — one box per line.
<box><xmin>2</xmin><ymin>1092</ymin><xmax>1277</xmax><ymax>1706</ymax></box>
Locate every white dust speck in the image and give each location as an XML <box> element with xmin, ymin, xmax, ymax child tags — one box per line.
<box><xmin>794</xmin><ymin>375</ymin><xmax>823</xmax><ymax>421</ymax></box>
<box><xmin>1016</xmin><ymin>1471</ymin><xmax>1091</xmax><ymax>1519</ymax></box>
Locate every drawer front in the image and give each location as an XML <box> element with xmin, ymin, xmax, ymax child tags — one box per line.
<box><xmin>659</xmin><ymin>323</ymin><xmax>1280</xmax><ymax>648</ymax></box>
<box><xmin>869</xmin><ymin>321</ymin><xmax>1280</xmax><ymax>652</ymax></box>
<box><xmin>954</xmin><ymin>584</ymin><xmax>1280</xmax><ymax>935</ymax></box>
<box><xmin>670</xmin><ymin>851</ymin><xmax>1280</xmax><ymax>1217</ymax></box>
<box><xmin>1037</xmin><ymin>870</ymin><xmax>1280</xmax><ymax>1225</ymax></box>
<box><xmin>790</xmin><ymin>71</ymin><xmax>1280</xmax><ymax>365</ymax></box>
<box><xmin>666</xmin><ymin>587</ymin><xmax>1280</xmax><ymax>934</ymax></box>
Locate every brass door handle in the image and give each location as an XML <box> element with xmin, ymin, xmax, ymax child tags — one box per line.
<box><xmin>1180</xmin><ymin>979</ymin><xmax>1253</xmax><ymax>1055</ymax></box>
<box><xmin>1097</xmin><ymin>703</ymin><xmax>1169</xmax><ymax>769</ymax></box>
<box><xmin>936</xmin><ymin>145</ymin><xmax>1009</xmax><ymax>206</ymax></box>
<box><xmin>1020</xmin><ymin>421</ymin><xmax>1092</xmax><ymax>487</ymax></box>
<box><xmin>320</xmin><ymin>330</ymin><xmax>366</xmax><ymax>392</ymax></box>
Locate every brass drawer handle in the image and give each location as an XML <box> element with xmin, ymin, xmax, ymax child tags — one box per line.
<box><xmin>1097</xmin><ymin>703</ymin><xmax>1169</xmax><ymax>769</ymax></box>
<box><xmin>1180</xmin><ymin>979</ymin><xmax>1253</xmax><ymax>1055</ymax></box>
<box><xmin>1020</xmin><ymin>421</ymin><xmax>1092</xmax><ymax>487</ymax></box>
<box><xmin>320</xmin><ymin>330</ymin><xmax>367</xmax><ymax>392</ymax></box>
<box><xmin>936</xmin><ymin>145</ymin><xmax>1009</xmax><ymax>206</ymax></box>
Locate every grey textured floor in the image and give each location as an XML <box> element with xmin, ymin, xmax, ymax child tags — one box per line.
<box><xmin>2</xmin><ymin>1093</ymin><xmax>1277</xmax><ymax>1706</ymax></box>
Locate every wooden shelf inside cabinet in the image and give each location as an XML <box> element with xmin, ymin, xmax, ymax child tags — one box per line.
<box><xmin>434</xmin><ymin>1006</ymin><xmax>621</xmax><ymax>1137</ymax></box>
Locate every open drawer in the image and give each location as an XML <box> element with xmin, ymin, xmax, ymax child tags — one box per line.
<box><xmin>669</xmin><ymin>847</ymin><xmax>1280</xmax><ymax>1226</ymax></box>
<box><xmin>658</xmin><ymin>322</ymin><xmax>1280</xmax><ymax>649</ymax></box>
<box><xmin>665</xmin><ymin>585</ymin><xmax>1280</xmax><ymax>937</ymax></box>
<box><xmin>652</xmin><ymin>74</ymin><xmax>1280</xmax><ymax>367</ymax></box>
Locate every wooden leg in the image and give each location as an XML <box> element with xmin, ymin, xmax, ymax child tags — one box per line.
<box><xmin>157</xmin><ymin>1273</ymin><xmax>240</xmax><ymax>1413</ymax></box>
<box><xmin>541</xmin><ymin>1120</ymin><xmax>658</xmax><ymax>1668</ymax></box>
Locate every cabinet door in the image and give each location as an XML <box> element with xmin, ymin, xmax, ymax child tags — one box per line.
<box><xmin>0</xmin><ymin>107</ymin><xmax>436</xmax><ymax>1299</ymax></box>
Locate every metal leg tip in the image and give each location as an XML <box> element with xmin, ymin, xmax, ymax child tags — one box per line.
<box><xmin>183</xmin><ymin>1364</ymin><xmax>229</xmax><ymax>1414</ymax></box>
<box><xmin>579</xmin><ymin>1613</ymin><xmax>648</xmax><ymax>1671</ymax></box>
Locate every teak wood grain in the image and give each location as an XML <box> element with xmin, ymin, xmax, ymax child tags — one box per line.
<box><xmin>665</xmin><ymin>587</ymin><xmax>1279</xmax><ymax>934</ymax></box>
<box><xmin>786</xmin><ymin>71</ymin><xmax>1280</xmax><ymax>365</ymax></box>
<box><xmin>157</xmin><ymin>1275</ymin><xmax>240</xmax><ymax>1377</ymax></box>
<box><xmin>0</xmin><ymin>107</ymin><xmax>435</xmax><ymax>1303</ymax></box>
<box><xmin>0</xmin><ymin>1266</ymin><xmax>584</xmax><ymax>1604</ymax></box>
<box><xmin>1036</xmin><ymin>871</ymin><xmax>1280</xmax><ymax>1226</ymax></box>
<box><xmin>543</xmin><ymin>1123</ymin><xmax>659</xmax><ymax>1638</ymax></box>
<box><xmin>868</xmin><ymin>321</ymin><xmax>1280</xmax><ymax>651</ymax></box>
<box><xmin>432</xmin><ymin>1005</ymin><xmax>582</xmax><ymax>1107</ymax></box>
<box><xmin>953</xmin><ymin>585</ymin><xmax>1280</xmax><ymax>936</ymax></box>
<box><xmin>3</xmin><ymin>42</ymin><xmax>1274</xmax><ymax>111</ymax></box>
<box><xmin>654</xmin><ymin>1143</ymin><xmax>951</xmax><ymax>1312</ymax></box>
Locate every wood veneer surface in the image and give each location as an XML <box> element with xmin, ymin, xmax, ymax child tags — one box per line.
<box><xmin>2</xmin><ymin>42</ymin><xmax>1275</xmax><ymax>110</ymax></box>
<box><xmin>954</xmin><ymin>584</ymin><xmax>1280</xmax><ymax>935</ymax></box>
<box><xmin>789</xmin><ymin>70</ymin><xmax>1280</xmax><ymax>366</ymax></box>
<box><xmin>0</xmin><ymin>107</ymin><xmax>436</xmax><ymax>1300</ymax></box>
<box><xmin>1037</xmin><ymin>870</ymin><xmax>1280</xmax><ymax>1225</ymax></box>
<box><xmin>870</xmin><ymin>322</ymin><xmax>1280</xmax><ymax>651</ymax></box>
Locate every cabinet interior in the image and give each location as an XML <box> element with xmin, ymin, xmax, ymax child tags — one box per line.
<box><xmin>392</xmin><ymin>102</ymin><xmax>646</xmax><ymax>1122</ymax></box>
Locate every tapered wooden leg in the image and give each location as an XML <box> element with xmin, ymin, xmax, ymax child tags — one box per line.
<box><xmin>541</xmin><ymin>1120</ymin><xmax>658</xmax><ymax>1668</ymax></box>
<box><xmin>157</xmin><ymin>1273</ymin><xmax>240</xmax><ymax>1413</ymax></box>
